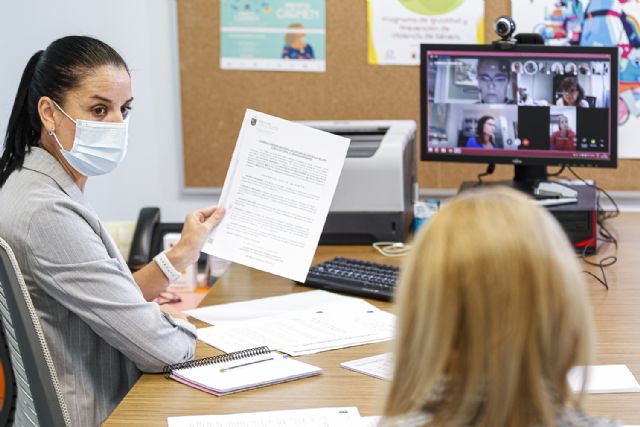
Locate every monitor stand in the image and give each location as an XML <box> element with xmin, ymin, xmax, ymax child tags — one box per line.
<box><xmin>459</xmin><ymin>165</ymin><xmax>549</xmax><ymax>197</ymax></box>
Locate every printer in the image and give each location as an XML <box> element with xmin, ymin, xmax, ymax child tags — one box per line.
<box><xmin>299</xmin><ymin>120</ymin><xmax>417</xmax><ymax>244</ymax></box>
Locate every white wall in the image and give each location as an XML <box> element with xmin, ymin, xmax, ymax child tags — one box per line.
<box><xmin>0</xmin><ymin>0</ymin><xmax>216</xmax><ymax>222</ymax></box>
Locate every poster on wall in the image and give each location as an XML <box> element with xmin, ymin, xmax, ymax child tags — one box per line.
<box><xmin>367</xmin><ymin>0</ymin><xmax>485</xmax><ymax>66</ymax></box>
<box><xmin>220</xmin><ymin>0</ymin><xmax>325</xmax><ymax>72</ymax></box>
<box><xmin>512</xmin><ymin>0</ymin><xmax>640</xmax><ymax>159</ymax></box>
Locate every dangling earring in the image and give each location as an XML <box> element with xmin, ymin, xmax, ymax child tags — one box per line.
<box><xmin>49</xmin><ymin>129</ymin><xmax>64</xmax><ymax>151</ymax></box>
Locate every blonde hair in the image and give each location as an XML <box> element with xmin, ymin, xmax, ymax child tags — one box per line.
<box><xmin>285</xmin><ymin>23</ymin><xmax>304</xmax><ymax>46</ymax></box>
<box><xmin>384</xmin><ymin>187</ymin><xmax>594</xmax><ymax>426</ymax></box>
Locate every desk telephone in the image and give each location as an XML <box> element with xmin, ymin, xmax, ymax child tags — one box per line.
<box><xmin>127</xmin><ymin>207</ymin><xmax>206</xmax><ymax>272</ymax></box>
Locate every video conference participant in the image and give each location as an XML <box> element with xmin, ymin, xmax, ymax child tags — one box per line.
<box><xmin>477</xmin><ymin>58</ymin><xmax>514</xmax><ymax>104</ymax></box>
<box><xmin>465</xmin><ymin>115</ymin><xmax>501</xmax><ymax>149</ymax></box>
<box><xmin>556</xmin><ymin>77</ymin><xmax>589</xmax><ymax>107</ymax></box>
<box><xmin>381</xmin><ymin>187</ymin><xmax>618</xmax><ymax>427</ymax></box>
<box><xmin>0</xmin><ymin>36</ymin><xmax>225</xmax><ymax>426</ymax></box>
<box><xmin>550</xmin><ymin>115</ymin><xmax>577</xmax><ymax>151</ymax></box>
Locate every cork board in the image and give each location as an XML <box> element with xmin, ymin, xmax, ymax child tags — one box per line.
<box><xmin>178</xmin><ymin>0</ymin><xmax>638</xmax><ymax>190</ymax></box>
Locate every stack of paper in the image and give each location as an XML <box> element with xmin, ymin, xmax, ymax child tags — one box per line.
<box><xmin>168</xmin><ymin>407</ymin><xmax>362</xmax><ymax>427</ymax></box>
<box><xmin>187</xmin><ymin>290</ymin><xmax>395</xmax><ymax>356</ymax></box>
<box><xmin>186</xmin><ymin>290</ymin><xmax>355</xmax><ymax>325</ymax></box>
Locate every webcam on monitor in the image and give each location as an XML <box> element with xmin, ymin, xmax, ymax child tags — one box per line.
<box><xmin>494</xmin><ymin>16</ymin><xmax>516</xmax><ymax>40</ymax></box>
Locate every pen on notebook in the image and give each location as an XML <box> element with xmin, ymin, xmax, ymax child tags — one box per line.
<box><xmin>219</xmin><ymin>357</ymin><xmax>275</xmax><ymax>372</ymax></box>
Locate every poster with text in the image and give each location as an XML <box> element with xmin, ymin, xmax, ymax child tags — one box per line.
<box><xmin>220</xmin><ymin>0</ymin><xmax>325</xmax><ymax>72</ymax></box>
<box><xmin>513</xmin><ymin>0</ymin><xmax>640</xmax><ymax>158</ymax></box>
<box><xmin>367</xmin><ymin>0</ymin><xmax>485</xmax><ymax>66</ymax></box>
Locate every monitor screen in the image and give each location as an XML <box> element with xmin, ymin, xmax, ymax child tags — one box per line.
<box><xmin>420</xmin><ymin>44</ymin><xmax>618</xmax><ymax>171</ymax></box>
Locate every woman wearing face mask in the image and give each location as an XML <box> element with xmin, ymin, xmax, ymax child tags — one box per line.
<box><xmin>0</xmin><ymin>36</ymin><xmax>224</xmax><ymax>426</ymax></box>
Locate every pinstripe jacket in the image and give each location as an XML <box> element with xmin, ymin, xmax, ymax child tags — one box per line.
<box><xmin>0</xmin><ymin>146</ymin><xmax>197</xmax><ymax>426</ymax></box>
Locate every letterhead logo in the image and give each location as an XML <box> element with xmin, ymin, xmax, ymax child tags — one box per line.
<box><xmin>250</xmin><ymin>115</ymin><xmax>278</xmax><ymax>134</ymax></box>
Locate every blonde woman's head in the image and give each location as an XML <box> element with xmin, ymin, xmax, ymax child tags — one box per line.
<box><xmin>384</xmin><ymin>187</ymin><xmax>594</xmax><ymax>426</ymax></box>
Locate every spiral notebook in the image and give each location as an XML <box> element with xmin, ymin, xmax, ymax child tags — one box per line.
<box><xmin>163</xmin><ymin>346</ymin><xmax>322</xmax><ymax>396</ymax></box>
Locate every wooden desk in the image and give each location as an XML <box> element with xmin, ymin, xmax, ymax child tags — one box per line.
<box><xmin>106</xmin><ymin>214</ymin><xmax>640</xmax><ymax>425</ymax></box>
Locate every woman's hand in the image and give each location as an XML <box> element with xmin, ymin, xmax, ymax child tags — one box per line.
<box><xmin>166</xmin><ymin>206</ymin><xmax>225</xmax><ymax>271</ymax></box>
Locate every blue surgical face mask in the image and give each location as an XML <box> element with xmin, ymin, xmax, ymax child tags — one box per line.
<box><xmin>48</xmin><ymin>100</ymin><xmax>129</xmax><ymax>176</ymax></box>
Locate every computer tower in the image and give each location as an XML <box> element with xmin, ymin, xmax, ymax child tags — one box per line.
<box><xmin>546</xmin><ymin>184</ymin><xmax>598</xmax><ymax>254</ymax></box>
<box><xmin>459</xmin><ymin>182</ymin><xmax>599</xmax><ymax>254</ymax></box>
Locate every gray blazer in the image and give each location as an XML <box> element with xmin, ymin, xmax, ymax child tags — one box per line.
<box><xmin>0</xmin><ymin>147</ymin><xmax>197</xmax><ymax>426</ymax></box>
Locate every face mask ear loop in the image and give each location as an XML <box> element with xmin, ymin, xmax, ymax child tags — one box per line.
<box><xmin>50</xmin><ymin>99</ymin><xmax>77</xmax><ymax>125</ymax></box>
<box><xmin>49</xmin><ymin>99</ymin><xmax>78</xmax><ymax>153</ymax></box>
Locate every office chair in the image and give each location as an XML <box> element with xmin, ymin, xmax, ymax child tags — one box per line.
<box><xmin>0</xmin><ymin>238</ymin><xmax>71</xmax><ymax>427</ymax></box>
<box><xmin>0</xmin><ymin>324</ymin><xmax>15</xmax><ymax>426</ymax></box>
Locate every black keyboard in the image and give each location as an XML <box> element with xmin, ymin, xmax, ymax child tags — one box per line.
<box><xmin>301</xmin><ymin>257</ymin><xmax>399</xmax><ymax>301</ymax></box>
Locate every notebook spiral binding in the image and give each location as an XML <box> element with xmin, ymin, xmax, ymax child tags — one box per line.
<box><xmin>163</xmin><ymin>346</ymin><xmax>271</xmax><ymax>378</ymax></box>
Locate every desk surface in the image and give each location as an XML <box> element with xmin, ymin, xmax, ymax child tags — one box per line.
<box><xmin>106</xmin><ymin>214</ymin><xmax>640</xmax><ymax>425</ymax></box>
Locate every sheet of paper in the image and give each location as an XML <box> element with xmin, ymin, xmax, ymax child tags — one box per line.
<box><xmin>360</xmin><ymin>416</ymin><xmax>382</xmax><ymax>427</ymax></box>
<box><xmin>568</xmin><ymin>365</ymin><xmax>640</xmax><ymax>394</ymax></box>
<box><xmin>341</xmin><ymin>353</ymin><xmax>393</xmax><ymax>381</ymax></box>
<box><xmin>197</xmin><ymin>307</ymin><xmax>395</xmax><ymax>356</ymax></box>
<box><xmin>202</xmin><ymin>109</ymin><xmax>349</xmax><ymax>282</ymax></box>
<box><xmin>168</xmin><ymin>406</ymin><xmax>361</xmax><ymax>427</ymax></box>
<box><xmin>184</xmin><ymin>290</ymin><xmax>359</xmax><ymax>325</ymax></box>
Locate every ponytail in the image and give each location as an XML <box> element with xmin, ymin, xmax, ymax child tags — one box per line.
<box><xmin>0</xmin><ymin>36</ymin><xmax>129</xmax><ymax>188</ymax></box>
<box><xmin>0</xmin><ymin>50</ymin><xmax>43</xmax><ymax>187</ymax></box>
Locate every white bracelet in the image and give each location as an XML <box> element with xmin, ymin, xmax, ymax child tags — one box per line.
<box><xmin>154</xmin><ymin>252</ymin><xmax>182</xmax><ymax>283</ymax></box>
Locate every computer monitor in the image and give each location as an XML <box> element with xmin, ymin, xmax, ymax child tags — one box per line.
<box><xmin>420</xmin><ymin>43</ymin><xmax>618</xmax><ymax>190</ymax></box>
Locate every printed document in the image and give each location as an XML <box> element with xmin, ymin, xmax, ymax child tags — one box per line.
<box><xmin>196</xmin><ymin>295</ymin><xmax>395</xmax><ymax>356</ymax></box>
<box><xmin>168</xmin><ymin>407</ymin><xmax>361</xmax><ymax>427</ymax></box>
<box><xmin>202</xmin><ymin>109</ymin><xmax>349</xmax><ymax>282</ymax></box>
<box><xmin>185</xmin><ymin>290</ymin><xmax>354</xmax><ymax>325</ymax></box>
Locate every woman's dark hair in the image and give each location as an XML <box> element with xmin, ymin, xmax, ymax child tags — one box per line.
<box><xmin>0</xmin><ymin>36</ymin><xmax>129</xmax><ymax>187</ymax></box>
<box><xmin>476</xmin><ymin>115</ymin><xmax>496</xmax><ymax>146</ymax></box>
<box><xmin>559</xmin><ymin>77</ymin><xmax>585</xmax><ymax>106</ymax></box>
